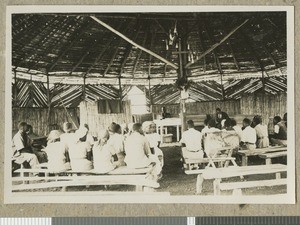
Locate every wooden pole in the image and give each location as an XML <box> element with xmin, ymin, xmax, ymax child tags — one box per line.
<box><xmin>118</xmin><ymin>77</ymin><xmax>123</xmax><ymax>113</ymax></box>
<box><xmin>90</xmin><ymin>16</ymin><xmax>178</xmax><ymax>69</ymax></box>
<box><xmin>148</xmin><ymin>78</ymin><xmax>153</xmax><ymax>118</ymax></box>
<box><xmin>82</xmin><ymin>76</ymin><xmax>86</xmax><ymax>100</ymax></box>
<box><xmin>13</xmin><ymin>69</ymin><xmax>18</xmax><ymax>107</ymax></box>
<box><xmin>46</xmin><ymin>72</ymin><xmax>51</xmax><ymax>134</ymax></box>
<box><xmin>178</xmin><ymin>38</ymin><xmax>187</xmax><ymax>134</ymax></box>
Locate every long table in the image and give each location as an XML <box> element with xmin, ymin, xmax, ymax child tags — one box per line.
<box><xmin>237</xmin><ymin>146</ymin><xmax>287</xmax><ymax>166</ymax></box>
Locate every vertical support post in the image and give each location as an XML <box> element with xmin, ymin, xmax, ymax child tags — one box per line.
<box><xmin>148</xmin><ymin>78</ymin><xmax>153</xmax><ymax>119</ymax></box>
<box><xmin>178</xmin><ymin>37</ymin><xmax>187</xmax><ymax>134</ymax></box>
<box><xmin>82</xmin><ymin>76</ymin><xmax>86</xmax><ymax>101</ymax></box>
<box><xmin>13</xmin><ymin>69</ymin><xmax>18</xmax><ymax>107</ymax></box>
<box><xmin>118</xmin><ymin>77</ymin><xmax>123</xmax><ymax>113</ymax></box>
<box><xmin>46</xmin><ymin>73</ymin><xmax>51</xmax><ymax>134</ymax></box>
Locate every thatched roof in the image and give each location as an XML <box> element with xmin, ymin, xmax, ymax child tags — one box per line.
<box><xmin>12</xmin><ymin>12</ymin><xmax>287</xmax><ymax>106</ymax></box>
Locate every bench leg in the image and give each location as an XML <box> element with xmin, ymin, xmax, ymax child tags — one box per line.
<box><xmin>241</xmin><ymin>156</ymin><xmax>248</xmax><ymax>166</ymax></box>
<box><xmin>276</xmin><ymin>172</ymin><xmax>281</xmax><ymax>179</ymax></box>
<box><xmin>196</xmin><ymin>174</ymin><xmax>204</xmax><ymax>194</ymax></box>
<box><xmin>232</xmin><ymin>188</ymin><xmax>242</xmax><ymax>196</ymax></box>
<box><xmin>265</xmin><ymin>158</ymin><xmax>272</xmax><ymax>165</ymax></box>
<box><xmin>213</xmin><ymin>178</ymin><xmax>221</xmax><ymax>195</ymax></box>
<box><xmin>136</xmin><ymin>185</ymin><xmax>143</xmax><ymax>192</ymax></box>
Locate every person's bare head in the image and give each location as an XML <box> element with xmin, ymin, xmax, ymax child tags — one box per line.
<box><xmin>187</xmin><ymin>120</ymin><xmax>194</xmax><ymax>129</ymax></box>
<box><xmin>132</xmin><ymin>123</ymin><xmax>143</xmax><ymax>135</ymax></box>
<box><xmin>18</xmin><ymin>122</ymin><xmax>27</xmax><ymax>133</ymax></box>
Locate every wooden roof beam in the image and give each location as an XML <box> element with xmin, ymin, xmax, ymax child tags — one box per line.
<box><xmin>103</xmin><ymin>39</ymin><xmax>124</xmax><ymax>77</ymax></box>
<box><xmin>90</xmin><ymin>16</ymin><xmax>178</xmax><ymax>69</ymax></box>
<box><xmin>261</xmin><ymin>43</ymin><xmax>283</xmax><ymax>76</ymax></box>
<box><xmin>185</xmin><ymin>19</ymin><xmax>249</xmax><ymax>69</ymax></box>
<box><xmin>148</xmin><ymin>26</ymin><xmax>157</xmax><ymax>78</ymax></box>
<box><xmin>202</xmin><ymin>22</ymin><xmax>225</xmax><ymax>99</ymax></box>
<box><xmin>196</xmin><ymin>21</ymin><xmax>207</xmax><ymax>72</ymax></box>
<box><xmin>132</xmin><ymin>31</ymin><xmax>148</xmax><ymax>76</ymax></box>
<box><xmin>119</xmin><ymin>21</ymin><xmax>141</xmax><ymax>76</ymax></box>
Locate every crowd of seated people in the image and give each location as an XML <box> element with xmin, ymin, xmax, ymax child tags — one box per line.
<box><xmin>12</xmin><ymin>120</ymin><xmax>164</xmax><ymax>180</ymax></box>
<box><xmin>180</xmin><ymin>108</ymin><xmax>288</xmax><ymax>167</ymax></box>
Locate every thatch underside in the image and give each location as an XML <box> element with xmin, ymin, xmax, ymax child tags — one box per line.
<box><xmin>12</xmin><ymin>12</ymin><xmax>287</xmax><ymax>106</ymax></box>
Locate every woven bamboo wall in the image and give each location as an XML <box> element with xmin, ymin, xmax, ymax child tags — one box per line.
<box><xmin>12</xmin><ymin>107</ymin><xmax>80</xmax><ymax>136</ymax></box>
<box><xmin>240</xmin><ymin>92</ymin><xmax>287</xmax><ymax>124</ymax></box>
<box><xmin>151</xmin><ymin>100</ymin><xmax>241</xmax><ymax>118</ymax></box>
<box><xmin>151</xmin><ymin>92</ymin><xmax>287</xmax><ymax>124</ymax></box>
<box><xmin>79</xmin><ymin>101</ymin><xmax>132</xmax><ymax>137</ymax></box>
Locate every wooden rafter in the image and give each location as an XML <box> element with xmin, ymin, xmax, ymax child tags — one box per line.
<box><xmin>14</xmin><ymin>16</ymin><xmax>59</xmax><ymax>69</ymax></box>
<box><xmin>132</xmin><ymin>31</ymin><xmax>148</xmax><ymax>76</ymax></box>
<box><xmin>90</xmin><ymin>16</ymin><xmax>178</xmax><ymax>69</ymax></box>
<box><xmin>119</xmin><ymin>20</ymin><xmax>141</xmax><ymax>75</ymax></box>
<box><xmin>148</xmin><ymin>26</ymin><xmax>157</xmax><ymax>77</ymax></box>
<box><xmin>196</xmin><ymin>21</ymin><xmax>207</xmax><ymax>72</ymax></box>
<box><xmin>103</xmin><ymin>38</ymin><xmax>124</xmax><ymax>77</ymax></box>
<box><xmin>48</xmin><ymin>21</ymin><xmax>92</xmax><ymax>72</ymax></box>
<box><xmin>202</xmin><ymin>22</ymin><xmax>225</xmax><ymax>99</ymax></box>
<box><xmin>28</xmin><ymin>17</ymin><xmax>84</xmax><ymax>73</ymax></box>
<box><xmin>185</xmin><ymin>19</ymin><xmax>249</xmax><ymax>69</ymax></box>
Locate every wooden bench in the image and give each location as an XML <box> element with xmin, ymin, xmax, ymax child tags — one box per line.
<box><xmin>258</xmin><ymin>152</ymin><xmax>287</xmax><ymax>165</ymax></box>
<box><xmin>196</xmin><ymin>164</ymin><xmax>287</xmax><ymax>195</ymax></box>
<box><xmin>13</xmin><ymin>165</ymin><xmax>159</xmax><ymax>192</ymax></box>
<box><xmin>183</xmin><ymin>145</ymin><xmax>237</xmax><ymax>173</ymax></box>
<box><xmin>237</xmin><ymin>146</ymin><xmax>287</xmax><ymax>166</ymax></box>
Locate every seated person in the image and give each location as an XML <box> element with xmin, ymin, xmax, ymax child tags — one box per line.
<box><xmin>283</xmin><ymin>113</ymin><xmax>287</xmax><ymax>127</ymax></box>
<box><xmin>26</xmin><ymin>124</ymin><xmax>48</xmax><ymax>163</ymax></box>
<box><xmin>107</xmin><ymin>123</ymin><xmax>126</xmax><ymax>167</ymax></box>
<box><xmin>161</xmin><ymin>107</ymin><xmax>171</xmax><ymax>119</ymax></box>
<box><xmin>142</xmin><ymin>121</ymin><xmax>164</xmax><ymax>167</ymax></box>
<box><xmin>68</xmin><ymin>126</ymin><xmax>93</xmax><ymax>171</ymax></box>
<box><xmin>252</xmin><ymin>115</ymin><xmax>269</xmax><ymax>148</ymax></box>
<box><xmin>92</xmin><ymin>130</ymin><xmax>116</xmax><ymax>173</ymax></box>
<box><xmin>271</xmin><ymin>116</ymin><xmax>287</xmax><ymax>146</ymax></box>
<box><xmin>222</xmin><ymin>118</ymin><xmax>240</xmax><ymax>151</ymax></box>
<box><xmin>201</xmin><ymin>115</ymin><xmax>212</xmax><ymax>135</ymax></box>
<box><xmin>180</xmin><ymin>120</ymin><xmax>204</xmax><ymax>159</ymax></box>
<box><xmin>43</xmin><ymin>130</ymin><xmax>71</xmax><ymax>171</ymax></box>
<box><xmin>12</xmin><ymin>122</ymin><xmax>39</xmax><ymax>169</ymax></box>
<box><xmin>124</xmin><ymin>123</ymin><xmax>161</xmax><ymax>176</ymax></box>
<box><xmin>215</xmin><ymin>108</ymin><xmax>229</xmax><ymax>129</ymax></box>
<box><xmin>231</xmin><ymin>118</ymin><xmax>242</xmax><ymax>141</ymax></box>
<box><xmin>60</xmin><ymin>122</ymin><xmax>76</xmax><ymax>147</ymax></box>
<box><xmin>83</xmin><ymin>123</ymin><xmax>95</xmax><ymax>147</ymax></box>
<box><xmin>206</xmin><ymin>119</ymin><xmax>221</xmax><ymax>133</ymax></box>
<box><xmin>240</xmin><ymin>118</ymin><xmax>257</xmax><ymax>150</ymax></box>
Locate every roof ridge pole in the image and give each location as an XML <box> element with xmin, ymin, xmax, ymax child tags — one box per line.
<box><xmin>90</xmin><ymin>16</ymin><xmax>178</xmax><ymax>69</ymax></box>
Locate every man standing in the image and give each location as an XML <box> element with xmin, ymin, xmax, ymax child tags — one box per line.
<box><xmin>12</xmin><ymin>122</ymin><xmax>39</xmax><ymax>168</ymax></box>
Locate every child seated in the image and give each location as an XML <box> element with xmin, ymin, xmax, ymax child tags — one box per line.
<box><xmin>92</xmin><ymin>130</ymin><xmax>116</xmax><ymax>173</ymax></box>
<box><xmin>43</xmin><ymin>130</ymin><xmax>71</xmax><ymax>172</ymax></box>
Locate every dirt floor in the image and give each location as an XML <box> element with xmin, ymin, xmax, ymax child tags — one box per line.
<box><xmin>13</xmin><ymin>144</ymin><xmax>287</xmax><ymax>195</ymax></box>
